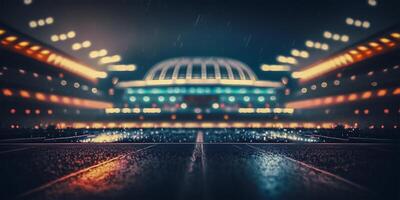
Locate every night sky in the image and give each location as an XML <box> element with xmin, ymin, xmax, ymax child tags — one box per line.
<box><xmin>0</xmin><ymin>0</ymin><xmax>399</xmax><ymax>81</ymax></box>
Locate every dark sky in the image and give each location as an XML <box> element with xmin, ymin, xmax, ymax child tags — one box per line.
<box><xmin>0</xmin><ymin>0</ymin><xmax>399</xmax><ymax>81</ymax></box>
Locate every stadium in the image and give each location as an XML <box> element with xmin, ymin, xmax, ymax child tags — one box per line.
<box><xmin>0</xmin><ymin>1</ymin><xmax>399</xmax><ymax>200</ymax></box>
<box><xmin>106</xmin><ymin>57</ymin><xmax>293</xmax><ymax>122</ymax></box>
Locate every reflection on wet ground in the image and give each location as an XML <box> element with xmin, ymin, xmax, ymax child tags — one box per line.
<box><xmin>0</xmin><ymin>142</ymin><xmax>398</xmax><ymax>200</ymax></box>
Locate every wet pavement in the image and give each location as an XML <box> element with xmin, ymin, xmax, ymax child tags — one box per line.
<box><xmin>0</xmin><ymin>143</ymin><xmax>399</xmax><ymax>200</ymax></box>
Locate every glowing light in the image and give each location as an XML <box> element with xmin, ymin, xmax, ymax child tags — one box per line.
<box><xmin>143</xmin><ymin>108</ymin><xmax>161</xmax><ymax>113</ymax></box>
<box><xmin>72</xmin><ymin>43</ymin><xmax>82</xmax><ymax>50</ymax></box>
<box><xmin>380</xmin><ymin>38</ymin><xmax>391</xmax><ymax>43</ymax></box>
<box><xmin>108</xmin><ymin>64</ymin><xmax>136</xmax><ymax>71</ymax></box>
<box><xmin>361</xmin><ymin>91</ymin><xmax>372</xmax><ymax>99</ymax></box>
<box><xmin>18</xmin><ymin>41</ymin><xmax>29</xmax><ymax>47</ymax></box>
<box><xmin>391</xmin><ymin>32</ymin><xmax>400</xmax><ymax>39</ymax></box>
<box><xmin>20</xmin><ymin>90</ymin><xmax>30</xmax><ymax>98</ymax></box>
<box><xmin>181</xmin><ymin>103</ymin><xmax>188</xmax><ymax>109</ymax></box>
<box><xmin>341</xmin><ymin>35</ymin><xmax>349</xmax><ymax>42</ymax></box>
<box><xmin>30</xmin><ymin>45</ymin><xmax>41</xmax><ymax>51</ymax></box>
<box><xmin>345</xmin><ymin>17</ymin><xmax>354</xmax><ymax>25</ymax></box>
<box><xmin>37</xmin><ymin>19</ymin><xmax>45</xmax><ymax>26</ymax></box>
<box><xmin>286</xmin><ymin>88</ymin><xmax>396</xmax><ymax>109</ymax></box>
<box><xmin>169</xmin><ymin>96</ymin><xmax>177</xmax><ymax>102</ymax></box>
<box><xmin>35</xmin><ymin>92</ymin><xmax>46</xmax><ymax>101</ymax></box>
<box><xmin>377</xmin><ymin>89</ymin><xmax>387</xmax><ymax>96</ymax></box>
<box><xmin>129</xmin><ymin>96</ymin><xmax>136</xmax><ymax>102</ymax></box>
<box><xmin>332</xmin><ymin>34</ymin><xmax>340</xmax><ymax>41</ymax></box>
<box><xmin>47</xmin><ymin>53</ymin><xmax>108</xmax><ymax>80</ymax></box>
<box><xmin>143</xmin><ymin>96</ymin><xmax>150</xmax><ymax>102</ymax></box>
<box><xmin>67</xmin><ymin>31</ymin><xmax>76</xmax><ymax>38</ymax></box>
<box><xmin>260</xmin><ymin>64</ymin><xmax>291</xmax><ymax>71</ymax></box>
<box><xmin>51</xmin><ymin>35</ymin><xmax>59</xmax><ymax>42</ymax></box>
<box><xmin>5</xmin><ymin>36</ymin><xmax>17</xmax><ymax>42</ymax></box>
<box><xmin>29</xmin><ymin>21</ymin><xmax>37</xmax><ymax>28</ymax></box>
<box><xmin>305</xmin><ymin>40</ymin><xmax>314</xmax><ymax>47</ymax></box>
<box><xmin>212</xmin><ymin>103</ymin><xmax>219</xmax><ymax>109</ymax></box>
<box><xmin>323</xmin><ymin>31</ymin><xmax>332</xmax><ymax>38</ymax></box>
<box><xmin>368</xmin><ymin>0</ymin><xmax>377</xmax><ymax>6</ymax></box>
<box><xmin>98</xmin><ymin>55</ymin><xmax>121</xmax><ymax>65</ymax></box>
<box><xmin>2</xmin><ymin>89</ymin><xmax>13</xmax><ymax>96</ymax></box>
<box><xmin>292</xmin><ymin>53</ymin><xmax>354</xmax><ymax>82</ymax></box>
<box><xmin>362</xmin><ymin>21</ymin><xmax>370</xmax><ymax>28</ymax></box>
<box><xmin>82</xmin><ymin>40</ymin><xmax>91</xmax><ymax>48</ymax></box>
<box><xmin>59</xmin><ymin>34</ymin><xmax>67</xmax><ymax>40</ymax></box>
<box><xmin>45</xmin><ymin>17</ymin><xmax>54</xmax><ymax>24</ymax></box>
<box><xmin>276</xmin><ymin>55</ymin><xmax>297</xmax><ymax>64</ymax></box>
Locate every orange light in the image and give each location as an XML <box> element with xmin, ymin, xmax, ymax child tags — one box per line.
<box><xmin>393</xmin><ymin>88</ymin><xmax>400</xmax><ymax>95</ymax></box>
<box><xmin>357</xmin><ymin>46</ymin><xmax>368</xmax><ymax>51</ymax></box>
<box><xmin>0</xmin><ymin>29</ymin><xmax>5</xmax><ymax>35</ymax></box>
<box><xmin>20</xmin><ymin>90</ymin><xmax>30</xmax><ymax>98</ymax></box>
<box><xmin>40</xmin><ymin>50</ymin><xmax>50</xmax><ymax>55</ymax></box>
<box><xmin>35</xmin><ymin>92</ymin><xmax>46</xmax><ymax>101</ymax></box>
<box><xmin>30</xmin><ymin>45</ymin><xmax>41</xmax><ymax>51</ymax></box>
<box><xmin>2</xmin><ymin>89</ymin><xmax>13</xmax><ymax>96</ymax></box>
<box><xmin>348</xmin><ymin>93</ymin><xmax>358</xmax><ymax>101</ymax></box>
<box><xmin>349</xmin><ymin>50</ymin><xmax>358</xmax><ymax>55</ymax></box>
<box><xmin>368</xmin><ymin>42</ymin><xmax>379</xmax><ymax>47</ymax></box>
<box><xmin>391</xmin><ymin>32</ymin><xmax>400</xmax><ymax>39</ymax></box>
<box><xmin>50</xmin><ymin>95</ymin><xmax>59</xmax><ymax>102</ymax></box>
<box><xmin>18</xmin><ymin>41</ymin><xmax>29</xmax><ymax>47</ymax></box>
<box><xmin>323</xmin><ymin>97</ymin><xmax>333</xmax><ymax>104</ymax></box>
<box><xmin>286</xmin><ymin>88</ymin><xmax>395</xmax><ymax>109</ymax></box>
<box><xmin>5</xmin><ymin>36</ymin><xmax>17</xmax><ymax>42</ymax></box>
<box><xmin>336</xmin><ymin>95</ymin><xmax>345</xmax><ymax>103</ymax></box>
<box><xmin>62</xmin><ymin>97</ymin><xmax>71</xmax><ymax>104</ymax></box>
<box><xmin>377</xmin><ymin>89</ymin><xmax>387</xmax><ymax>96</ymax></box>
<box><xmin>380</xmin><ymin>38</ymin><xmax>390</xmax><ymax>43</ymax></box>
<box><xmin>364</xmin><ymin>109</ymin><xmax>369</xmax><ymax>115</ymax></box>
<box><xmin>361</xmin><ymin>91</ymin><xmax>372</xmax><ymax>99</ymax></box>
<box><xmin>47</xmin><ymin>109</ymin><xmax>53</xmax><ymax>115</ymax></box>
<box><xmin>2</xmin><ymin>88</ymin><xmax>113</xmax><ymax>109</ymax></box>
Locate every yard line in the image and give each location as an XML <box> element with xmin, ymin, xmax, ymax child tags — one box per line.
<box><xmin>246</xmin><ymin>144</ymin><xmax>371</xmax><ymax>193</ymax></box>
<box><xmin>17</xmin><ymin>144</ymin><xmax>157</xmax><ymax>198</ymax></box>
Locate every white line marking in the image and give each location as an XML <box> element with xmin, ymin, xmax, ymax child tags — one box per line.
<box><xmin>0</xmin><ymin>147</ymin><xmax>30</xmax><ymax>155</ymax></box>
<box><xmin>246</xmin><ymin>144</ymin><xmax>371</xmax><ymax>193</ymax></box>
<box><xmin>18</xmin><ymin>144</ymin><xmax>157</xmax><ymax>198</ymax></box>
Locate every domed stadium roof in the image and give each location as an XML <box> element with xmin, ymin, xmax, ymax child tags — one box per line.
<box><xmin>118</xmin><ymin>57</ymin><xmax>282</xmax><ymax>88</ymax></box>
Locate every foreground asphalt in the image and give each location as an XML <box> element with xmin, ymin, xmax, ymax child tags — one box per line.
<box><xmin>0</xmin><ymin>143</ymin><xmax>398</xmax><ymax>200</ymax></box>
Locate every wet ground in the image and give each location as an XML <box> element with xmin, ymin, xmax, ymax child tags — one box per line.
<box><xmin>0</xmin><ymin>143</ymin><xmax>399</xmax><ymax>200</ymax></box>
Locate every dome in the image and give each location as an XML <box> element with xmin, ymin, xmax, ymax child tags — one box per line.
<box><xmin>118</xmin><ymin>57</ymin><xmax>282</xmax><ymax>88</ymax></box>
<box><xmin>145</xmin><ymin>57</ymin><xmax>257</xmax><ymax>82</ymax></box>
